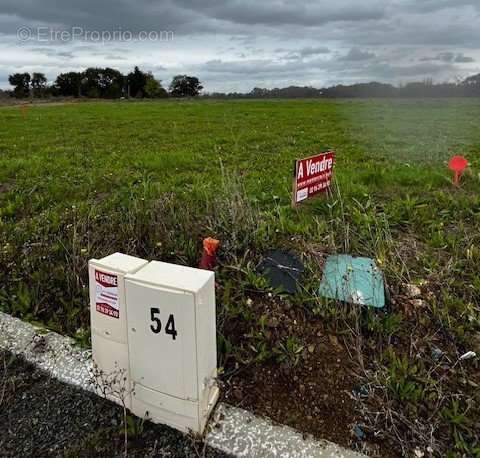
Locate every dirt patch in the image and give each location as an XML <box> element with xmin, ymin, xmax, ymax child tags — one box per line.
<box><xmin>0</xmin><ymin>181</ymin><xmax>14</xmax><ymax>194</ymax></box>
<box><xmin>219</xmin><ymin>292</ymin><xmax>393</xmax><ymax>457</ymax></box>
<box><xmin>0</xmin><ymin>98</ymin><xmax>79</xmax><ymax>107</ymax></box>
<box><xmin>223</xmin><ymin>339</ymin><xmax>357</xmax><ymax>442</ymax></box>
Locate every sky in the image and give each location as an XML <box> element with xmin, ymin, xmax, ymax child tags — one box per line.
<box><xmin>0</xmin><ymin>0</ymin><xmax>479</xmax><ymax>92</ymax></box>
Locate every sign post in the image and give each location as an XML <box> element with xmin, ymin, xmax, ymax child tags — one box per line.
<box><xmin>292</xmin><ymin>151</ymin><xmax>335</xmax><ymax>206</ymax></box>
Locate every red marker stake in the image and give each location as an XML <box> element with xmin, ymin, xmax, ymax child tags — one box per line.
<box><xmin>448</xmin><ymin>155</ymin><xmax>468</xmax><ymax>187</ymax></box>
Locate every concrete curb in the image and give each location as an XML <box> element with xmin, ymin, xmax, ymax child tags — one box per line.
<box><xmin>0</xmin><ymin>311</ymin><xmax>365</xmax><ymax>458</ymax></box>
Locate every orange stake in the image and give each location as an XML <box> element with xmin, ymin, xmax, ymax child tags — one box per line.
<box><xmin>199</xmin><ymin>238</ymin><xmax>220</xmax><ymax>270</ymax></box>
<box><xmin>20</xmin><ymin>105</ymin><xmax>28</xmax><ymax>119</ymax></box>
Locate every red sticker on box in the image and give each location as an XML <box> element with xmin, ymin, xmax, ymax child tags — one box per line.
<box><xmin>95</xmin><ymin>269</ymin><xmax>119</xmax><ymax>319</ymax></box>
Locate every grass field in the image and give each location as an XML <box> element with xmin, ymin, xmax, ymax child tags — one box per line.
<box><xmin>1</xmin><ymin>98</ymin><xmax>480</xmax><ymax>456</ymax></box>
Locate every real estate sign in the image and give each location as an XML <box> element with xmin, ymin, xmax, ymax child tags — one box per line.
<box><xmin>292</xmin><ymin>151</ymin><xmax>335</xmax><ymax>206</ymax></box>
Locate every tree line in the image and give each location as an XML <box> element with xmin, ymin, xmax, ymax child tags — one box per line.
<box><xmin>4</xmin><ymin>67</ymin><xmax>480</xmax><ymax>99</ymax></box>
<box><xmin>208</xmin><ymin>74</ymin><xmax>480</xmax><ymax>98</ymax></box>
<box><xmin>6</xmin><ymin>67</ymin><xmax>203</xmax><ymax>99</ymax></box>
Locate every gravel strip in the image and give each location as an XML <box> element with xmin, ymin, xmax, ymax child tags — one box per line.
<box><xmin>0</xmin><ymin>350</ymin><xmax>228</xmax><ymax>457</ymax></box>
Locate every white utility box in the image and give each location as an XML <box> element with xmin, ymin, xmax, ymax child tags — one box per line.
<box><xmin>89</xmin><ymin>253</ymin><xmax>148</xmax><ymax>408</ymax></box>
<box><xmin>124</xmin><ymin>261</ymin><xmax>219</xmax><ymax>435</ymax></box>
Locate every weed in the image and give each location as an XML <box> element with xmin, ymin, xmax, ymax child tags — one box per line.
<box><xmin>273</xmin><ymin>336</ymin><xmax>304</xmax><ymax>368</ymax></box>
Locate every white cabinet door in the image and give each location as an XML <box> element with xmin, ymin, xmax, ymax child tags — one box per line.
<box><xmin>126</xmin><ymin>281</ymin><xmax>198</xmax><ymax>401</ymax></box>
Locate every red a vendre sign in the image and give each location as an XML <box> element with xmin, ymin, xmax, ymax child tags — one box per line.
<box><xmin>292</xmin><ymin>151</ymin><xmax>335</xmax><ymax>206</ymax></box>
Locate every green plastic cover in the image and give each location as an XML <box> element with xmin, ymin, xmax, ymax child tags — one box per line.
<box><xmin>318</xmin><ymin>255</ymin><xmax>385</xmax><ymax>308</ymax></box>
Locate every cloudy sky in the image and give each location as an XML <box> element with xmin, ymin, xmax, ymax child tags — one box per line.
<box><xmin>0</xmin><ymin>0</ymin><xmax>479</xmax><ymax>92</ymax></box>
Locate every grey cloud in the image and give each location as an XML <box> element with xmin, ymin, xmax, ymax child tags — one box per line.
<box><xmin>0</xmin><ymin>0</ymin><xmax>478</xmax><ymax>43</ymax></box>
<box><xmin>0</xmin><ymin>1</ymin><xmax>199</xmax><ymax>34</ymax></box>
<box><xmin>32</xmin><ymin>48</ymin><xmax>74</xmax><ymax>59</ymax></box>
<box><xmin>435</xmin><ymin>52</ymin><xmax>457</xmax><ymax>62</ymax></box>
<box><xmin>203</xmin><ymin>58</ymin><xmax>288</xmax><ymax>75</ymax></box>
<box><xmin>0</xmin><ymin>0</ymin><xmax>479</xmax><ymax>91</ymax></box>
<box><xmin>194</xmin><ymin>53</ymin><xmax>463</xmax><ymax>93</ymax></box>
<box><xmin>293</xmin><ymin>46</ymin><xmax>331</xmax><ymax>58</ymax></box>
<box><xmin>55</xmin><ymin>51</ymin><xmax>73</xmax><ymax>59</ymax></box>
<box><xmin>402</xmin><ymin>0</ymin><xmax>480</xmax><ymax>14</ymax></box>
<box><xmin>300</xmin><ymin>46</ymin><xmax>330</xmax><ymax>56</ymax></box>
<box><xmin>201</xmin><ymin>53</ymin><xmax>454</xmax><ymax>79</ymax></box>
<box><xmin>340</xmin><ymin>48</ymin><xmax>375</xmax><ymax>61</ymax></box>
<box><xmin>200</xmin><ymin>56</ymin><xmax>338</xmax><ymax>81</ymax></box>
<box><xmin>1</xmin><ymin>1</ymin><xmax>479</xmax><ymax>48</ymax></box>
<box><xmin>279</xmin><ymin>45</ymin><xmax>331</xmax><ymax>60</ymax></box>
<box><xmin>177</xmin><ymin>0</ymin><xmax>387</xmax><ymax>27</ymax></box>
<box><xmin>454</xmin><ymin>54</ymin><xmax>475</xmax><ymax>63</ymax></box>
<box><xmin>421</xmin><ymin>52</ymin><xmax>475</xmax><ymax>63</ymax></box>
<box><xmin>104</xmin><ymin>55</ymin><xmax>128</xmax><ymax>61</ymax></box>
<box><xmin>365</xmin><ymin>61</ymin><xmax>456</xmax><ymax>79</ymax></box>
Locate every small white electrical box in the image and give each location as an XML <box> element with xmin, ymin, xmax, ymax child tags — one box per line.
<box><xmin>125</xmin><ymin>261</ymin><xmax>219</xmax><ymax>435</ymax></box>
<box><xmin>89</xmin><ymin>253</ymin><xmax>148</xmax><ymax>408</ymax></box>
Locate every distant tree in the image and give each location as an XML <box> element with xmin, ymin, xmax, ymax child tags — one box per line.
<box><xmin>9</xmin><ymin>67</ymin><xmax>480</xmax><ymax>100</ymax></box>
<box><xmin>8</xmin><ymin>73</ymin><xmax>31</xmax><ymax>98</ymax></box>
<box><xmin>81</xmin><ymin>68</ymin><xmax>100</xmax><ymax>97</ymax></box>
<box><xmin>401</xmin><ymin>81</ymin><xmax>434</xmax><ymax>97</ymax></box>
<box><xmin>247</xmin><ymin>86</ymin><xmax>323</xmax><ymax>98</ymax></box>
<box><xmin>169</xmin><ymin>75</ymin><xmax>203</xmax><ymax>97</ymax></box>
<box><xmin>98</xmin><ymin>67</ymin><xmax>124</xmax><ymax>98</ymax></box>
<box><xmin>462</xmin><ymin>73</ymin><xmax>480</xmax><ymax>95</ymax></box>
<box><xmin>54</xmin><ymin>72</ymin><xmax>83</xmax><ymax>97</ymax></box>
<box><xmin>31</xmin><ymin>72</ymin><xmax>47</xmax><ymax>97</ymax></box>
<box><xmin>80</xmin><ymin>67</ymin><xmax>124</xmax><ymax>98</ymax></box>
<box><xmin>0</xmin><ymin>89</ymin><xmax>11</xmax><ymax>99</ymax></box>
<box><xmin>144</xmin><ymin>73</ymin><xmax>168</xmax><ymax>98</ymax></box>
<box><xmin>250</xmin><ymin>87</ymin><xmax>269</xmax><ymax>98</ymax></box>
<box><xmin>127</xmin><ymin>66</ymin><xmax>148</xmax><ymax>98</ymax></box>
<box><xmin>463</xmin><ymin>74</ymin><xmax>480</xmax><ymax>86</ymax></box>
<box><xmin>323</xmin><ymin>82</ymin><xmax>398</xmax><ymax>98</ymax></box>
<box><xmin>204</xmin><ymin>92</ymin><xmax>228</xmax><ymax>98</ymax></box>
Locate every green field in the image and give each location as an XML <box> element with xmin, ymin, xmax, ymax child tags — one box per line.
<box><xmin>1</xmin><ymin>98</ymin><xmax>480</xmax><ymax>456</ymax></box>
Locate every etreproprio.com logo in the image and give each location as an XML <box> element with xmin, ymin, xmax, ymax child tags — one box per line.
<box><xmin>17</xmin><ymin>26</ymin><xmax>174</xmax><ymax>43</ymax></box>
